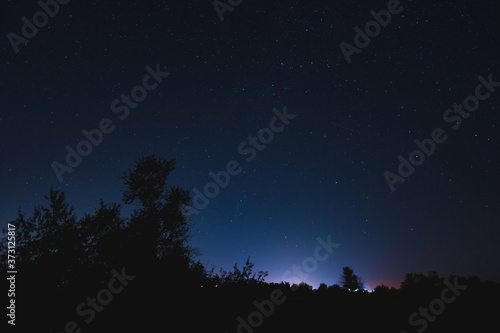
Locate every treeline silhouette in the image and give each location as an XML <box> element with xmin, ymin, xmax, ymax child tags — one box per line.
<box><xmin>1</xmin><ymin>155</ymin><xmax>498</xmax><ymax>332</ymax></box>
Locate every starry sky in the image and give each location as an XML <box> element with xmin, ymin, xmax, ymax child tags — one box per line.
<box><xmin>1</xmin><ymin>0</ymin><xmax>500</xmax><ymax>289</ymax></box>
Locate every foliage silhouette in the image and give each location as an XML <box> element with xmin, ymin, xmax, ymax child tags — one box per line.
<box><xmin>207</xmin><ymin>256</ymin><xmax>268</xmax><ymax>288</ymax></box>
<box><xmin>0</xmin><ymin>155</ymin><xmax>499</xmax><ymax>332</ymax></box>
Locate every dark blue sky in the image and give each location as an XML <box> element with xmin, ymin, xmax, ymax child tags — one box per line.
<box><xmin>1</xmin><ymin>0</ymin><xmax>499</xmax><ymax>288</ymax></box>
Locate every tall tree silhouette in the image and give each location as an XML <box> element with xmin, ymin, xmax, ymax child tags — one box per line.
<box><xmin>340</xmin><ymin>266</ymin><xmax>364</xmax><ymax>291</ymax></box>
<box><xmin>0</xmin><ymin>189</ymin><xmax>85</xmax><ymax>290</ymax></box>
<box><xmin>121</xmin><ymin>155</ymin><xmax>199</xmax><ymax>280</ymax></box>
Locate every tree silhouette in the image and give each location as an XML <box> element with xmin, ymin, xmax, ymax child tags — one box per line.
<box><xmin>122</xmin><ymin>155</ymin><xmax>197</xmax><ymax>265</ymax></box>
<box><xmin>79</xmin><ymin>200</ymin><xmax>127</xmax><ymax>271</ymax></box>
<box><xmin>0</xmin><ymin>189</ymin><xmax>86</xmax><ymax>290</ymax></box>
<box><xmin>0</xmin><ymin>155</ymin><xmax>204</xmax><ymax>289</ymax></box>
<box><xmin>317</xmin><ymin>282</ymin><xmax>328</xmax><ymax>294</ymax></box>
<box><xmin>400</xmin><ymin>271</ymin><xmax>443</xmax><ymax>290</ymax></box>
<box><xmin>340</xmin><ymin>266</ymin><xmax>364</xmax><ymax>291</ymax></box>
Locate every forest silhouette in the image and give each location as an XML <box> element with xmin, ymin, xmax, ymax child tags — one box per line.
<box><xmin>1</xmin><ymin>155</ymin><xmax>498</xmax><ymax>332</ymax></box>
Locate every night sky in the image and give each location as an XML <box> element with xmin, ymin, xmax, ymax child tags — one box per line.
<box><xmin>1</xmin><ymin>0</ymin><xmax>499</xmax><ymax>289</ymax></box>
